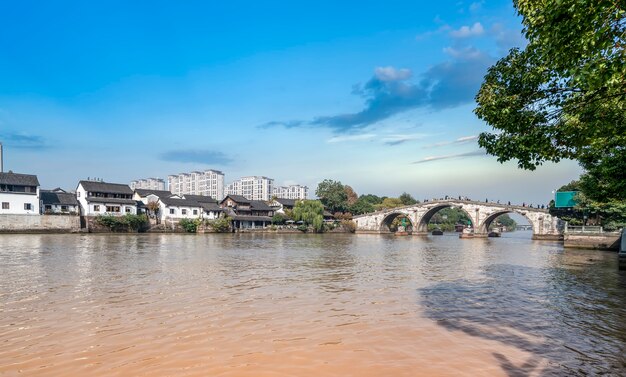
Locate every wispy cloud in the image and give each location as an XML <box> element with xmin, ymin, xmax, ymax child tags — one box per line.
<box><xmin>0</xmin><ymin>132</ymin><xmax>49</xmax><ymax>150</ymax></box>
<box><xmin>382</xmin><ymin>133</ymin><xmax>426</xmax><ymax>146</ymax></box>
<box><xmin>263</xmin><ymin>49</ymin><xmax>494</xmax><ymax>133</ymax></box>
<box><xmin>412</xmin><ymin>150</ymin><xmax>485</xmax><ymax>164</ymax></box>
<box><xmin>326</xmin><ymin>134</ymin><xmax>377</xmax><ymax>143</ymax></box>
<box><xmin>423</xmin><ymin>135</ymin><xmax>478</xmax><ymax>148</ymax></box>
<box><xmin>159</xmin><ymin>150</ymin><xmax>233</xmax><ymax>165</ymax></box>
<box><xmin>449</xmin><ymin>22</ymin><xmax>484</xmax><ymax>38</ymax></box>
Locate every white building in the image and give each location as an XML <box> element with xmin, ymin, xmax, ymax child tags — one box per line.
<box><xmin>0</xmin><ymin>171</ymin><xmax>40</xmax><ymax>215</ymax></box>
<box><xmin>76</xmin><ymin>180</ymin><xmax>137</xmax><ymax>216</ymax></box>
<box><xmin>272</xmin><ymin>184</ymin><xmax>308</xmax><ymax>200</ymax></box>
<box><xmin>40</xmin><ymin>188</ymin><xmax>80</xmax><ymax>214</ymax></box>
<box><xmin>130</xmin><ymin>178</ymin><xmax>165</xmax><ymax>191</ymax></box>
<box><xmin>133</xmin><ymin>189</ymin><xmax>222</xmax><ymax>223</ymax></box>
<box><xmin>225</xmin><ymin>176</ymin><xmax>274</xmax><ymax>201</ymax></box>
<box><xmin>167</xmin><ymin>170</ymin><xmax>225</xmax><ymax>200</ymax></box>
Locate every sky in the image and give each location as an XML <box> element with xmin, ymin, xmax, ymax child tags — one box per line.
<box><xmin>0</xmin><ymin>0</ymin><xmax>581</xmax><ymax>205</ymax></box>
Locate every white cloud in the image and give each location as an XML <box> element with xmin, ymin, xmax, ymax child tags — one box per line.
<box><xmin>326</xmin><ymin>134</ymin><xmax>377</xmax><ymax>143</ymax></box>
<box><xmin>412</xmin><ymin>150</ymin><xmax>485</xmax><ymax>164</ymax></box>
<box><xmin>449</xmin><ymin>22</ymin><xmax>484</xmax><ymax>38</ymax></box>
<box><xmin>423</xmin><ymin>135</ymin><xmax>479</xmax><ymax>148</ymax></box>
<box><xmin>469</xmin><ymin>1</ymin><xmax>484</xmax><ymax>12</ymax></box>
<box><xmin>382</xmin><ymin>133</ymin><xmax>427</xmax><ymax>146</ymax></box>
<box><xmin>374</xmin><ymin>66</ymin><xmax>412</xmax><ymax>82</ymax></box>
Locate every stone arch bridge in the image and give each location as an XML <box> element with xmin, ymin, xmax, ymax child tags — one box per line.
<box><xmin>353</xmin><ymin>199</ymin><xmax>561</xmax><ymax>240</ymax></box>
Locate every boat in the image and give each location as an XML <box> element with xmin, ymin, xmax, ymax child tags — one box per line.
<box><xmin>459</xmin><ymin>227</ymin><xmax>474</xmax><ymax>239</ymax></box>
<box><xmin>432</xmin><ymin>229</ymin><xmax>443</xmax><ymax>236</ymax></box>
<box><xmin>618</xmin><ymin>228</ymin><xmax>626</xmax><ymax>270</ymax></box>
<box><xmin>488</xmin><ymin>230</ymin><xmax>501</xmax><ymax>238</ymax></box>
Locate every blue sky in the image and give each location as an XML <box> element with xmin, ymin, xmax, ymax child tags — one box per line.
<box><xmin>0</xmin><ymin>0</ymin><xmax>580</xmax><ymax>204</ymax></box>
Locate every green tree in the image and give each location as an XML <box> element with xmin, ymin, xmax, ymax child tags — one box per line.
<box><xmin>359</xmin><ymin>194</ymin><xmax>385</xmax><ymax>205</ymax></box>
<box><xmin>292</xmin><ymin>200</ymin><xmax>325</xmax><ymax>232</ymax></box>
<box><xmin>475</xmin><ymin>1</ymin><xmax>626</xmax><ymax>199</ymax></box>
<box><xmin>272</xmin><ymin>213</ymin><xmax>287</xmax><ymax>225</ymax></box>
<box><xmin>374</xmin><ymin>197</ymin><xmax>404</xmax><ymax>211</ymax></box>
<box><xmin>349</xmin><ymin>197</ymin><xmax>376</xmax><ymax>215</ymax></box>
<box><xmin>398</xmin><ymin>192</ymin><xmax>418</xmax><ymax>205</ymax></box>
<box><xmin>315</xmin><ymin>179</ymin><xmax>348</xmax><ymax>213</ymax></box>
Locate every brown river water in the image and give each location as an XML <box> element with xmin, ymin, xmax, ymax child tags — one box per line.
<box><xmin>1</xmin><ymin>232</ymin><xmax>625</xmax><ymax>376</ymax></box>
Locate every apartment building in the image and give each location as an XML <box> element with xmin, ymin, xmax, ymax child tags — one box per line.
<box><xmin>130</xmin><ymin>177</ymin><xmax>166</xmax><ymax>191</ymax></box>
<box><xmin>225</xmin><ymin>176</ymin><xmax>274</xmax><ymax>201</ymax></box>
<box><xmin>167</xmin><ymin>170</ymin><xmax>225</xmax><ymax>200</ymax></box>
<box><xmin>272</xmin><ymin>184</ymin><xmax>308</xmax><ymax>200</ymax></box>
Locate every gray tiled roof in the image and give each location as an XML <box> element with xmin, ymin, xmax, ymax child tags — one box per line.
<box><xmin>134</xmin><ymin>189</ymin><xmax>174</xmax><ymax>198</ymax></box>
<box><xmin>182</xmin><ymin>194</ymin><xmax>216</xmax><ymax>203</ymax></box>
<box><xmin>0</xmin><ymin>172</ymin><xmax>39</xmax><ymax>186</ymax></box>
<box><xmin>40</xmin><ymin>190</ymin><xmax>79</xmax><ymax>206</ymax></box>
<box><xmin>79</xmin><ymin>180</ymin><xmax>133</xmax><ymax>195</ymax></box>
<box><xmin>159</xmin><ymin>197</ymin><xmax>202</xmax><ymax>207</ymax></box>
<box><xmin>275</xmin><ymin>198</ymin><xmax>297</xmax><ymax>207</ymax></box>
<box><xmin>221</xmin><ymin>195</ymin><xmax>250</xmax><ymax>204</ymax></box>
<box><xmin>250</xmin><ymin>200</ymin><xmax>273</xmax><ymax>211</ymax></box>
<box><xmin>86</xmin><ymin>197</ymin><xmax>137</xmax><ymax>205</ymax></box>
<box><xmin>200</xmin><ymin>202</ymin><xmax>222</xmax><ymax>212</ymax></box>
<box><xmin>230</xmin><ymin>215</ymin><xmax>273</xmax><ymax>222</ymax></box>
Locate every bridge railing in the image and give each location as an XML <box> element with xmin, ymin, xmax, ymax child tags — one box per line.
<box><xmin>564</xmin><ymin>224</ymin><xmax>616</xmax><ymax>234</ymax></box>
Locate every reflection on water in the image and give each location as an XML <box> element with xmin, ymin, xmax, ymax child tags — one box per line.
<box><xmin>0</xmin><ymin>232</ymin><xmax>625</xmax><ymax>376</ymax></box>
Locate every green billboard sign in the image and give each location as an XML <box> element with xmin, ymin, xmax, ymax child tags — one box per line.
<box><xmin>555</xmin><ymin>191</ymin><xmax>577</xmax><ymax>208</ymax></box>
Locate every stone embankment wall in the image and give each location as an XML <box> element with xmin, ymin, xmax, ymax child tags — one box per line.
<box><xmin>564</xmin><ymin>233</ymin><xmax>621</xmax><ymax>250</ymax></box>
<box><xmin>0</xmin><ymin>214</ymin><xmax>81</xmax><ymax>233</ymax></box>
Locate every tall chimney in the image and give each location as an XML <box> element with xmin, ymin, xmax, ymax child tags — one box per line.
<box><xmin>0</xmin><ymin>142</ymin><xmax>3</xmax><ymax>173</ymax></box>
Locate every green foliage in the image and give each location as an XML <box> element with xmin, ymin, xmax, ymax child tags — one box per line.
<box><xmin>272</xmin><ymin>213</ymin><xmax>288</xmax><ymax>225</ymax></box>
<box><xmin>340</xmin><ymin>219</ymin><xmax>357</xmax><ymax>233</ymax></box>
<box><xmin>574</xmin><ymin>192</ymin><xmax>626</xmax><ymax>230</ymax></box>
<box><xmin>349</xmin><ymin>197</ymin><xmax>376</xmax><ymax>215</ymax></box>
<box><xmin>390</xmin><ymin>215</ymin><xmax>411</xmax><ymax>232</ymax></box>
<box><xmin>95</xmin><ymin>214</ymin><xmax>148</xmax><ymax>232</ymax></box>
<box><xmin>489</xmin><ymin>214</ymin><xmax>517</xmax><ymax>231</ymax></box>
<box><xmin>207</xmin><ymin>217</ymin><xmax>232</xmax><ymax>233</ymax></box>
<box><xmin>398</xmin><ymin>192</ymin><xmax>418</xmax><ymax>205</ymax></box>
<box><xmin>315</xmin><ymin>179</ymin><xmax>348</xmax><ymax>213</ymax></box>
<box><xmin>359</xmin><ymin>194</ymin><xmax>385</xmax><ymax>205</ymax></box>
<box><xmin>297</xmin><ymin>224</ymin><xmax>309</xmax><ymax>232</ymax></box>
<box><xmin>428</xmin><ymin>208</ymin><xmax>472</xmax><ymax>232</ymax></box>
<box><xmin>179</xmin><ymin>218</ymin><xmax>201</xmax><ymax>233</ymax></box>
<box><xmin>292</xmin><ymin>200</ymin><xmax>325</xmax><ymax>232</ymax></box>
<box><xmin>475</xmin><ymin>0</ymin><xmax>626</xmax><ymax>201</ymax></box>
<box><xmin>374</xmin><ymin>197</ymin><xmax>404</xmax><ymax>211</ymax></box>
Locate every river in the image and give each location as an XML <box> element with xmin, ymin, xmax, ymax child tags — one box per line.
<box><xmin>1</xmin><ymin>232</ymin><xmax>625</xmax><ymax>376</ymax></box>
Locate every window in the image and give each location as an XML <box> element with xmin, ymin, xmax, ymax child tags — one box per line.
<box><xmin>94</xmin><ymin>205</ymin><xmax>100</xmax><ymax>211</ymax></box>
<box><xmin>182</xmin><ymin>209</ymin><xmax>187</xmax><ymax>215</ymax></box>
<box><xmin>24</xmin><ymin>203</ymin><xmax>32</xmax><ymax>210</ymax></box>
<box><xmin>193</xmin><ymin>209</ymin><xmax>198</xmax><ymax>215</ymax></box>
<box><xmin>45</xmin><ymin>205</ymin><xmax>52</xmax><ymax>211</ymax></box>
<box><xmin>106</xmin><ymin>206</ymin><xmax>120</xmax><ymax>212</ymax></box>
<box><xmin>170</xmin><ymin>208</ymin><xmax>175</xmax><ymax>215</ymax></box>
<box><xmin>2</xmin><ymin>202</ymin><xmax>9</xmax><ymax>209</ymax></box>
<box><xmin>77</xmin><ymin>192</ymin><xmax>80</xmax><ymax>197</ymax></box>
<box><xmin>61</xmin><ymin>205</ymin><xmax>68</xmax><ymax>211</ymax></box>
<box><xmin>125</xmin><ymin>207</ymin><xmax>131</xmax><ymax>213</ymax></box>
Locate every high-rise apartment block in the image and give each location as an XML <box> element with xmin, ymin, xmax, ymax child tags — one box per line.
<box><xmin>272</xmin><ymin>184</ymin><xmax>308</xmax><ymax>200</ymax></box>
<box><xmin>225</xmin><ymin>176</ymin><xmax>274</xmax><ymax>201</ymax></box>
<box><xmin>167</xmin><ymin>170</ymin><xmax>225</xmax><ymax>200</ymax></box>
<box><xmin>130</xmin><ymin>177</ymin><xmax>165</xmax><ymax>191</ymax></box>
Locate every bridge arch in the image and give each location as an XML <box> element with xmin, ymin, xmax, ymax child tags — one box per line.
<box><xmin>478</xmin><ymin>210</ymin><xmax>536</xmax><ymax>234</ymax></box>
<box><xmin>416</xmin><ymin>204</ymin><xmax>474</xmax><ymax>233</ymax></box>
<box><xmin>380</xmin><ymin>212</ymin><xmax>414</xmax><ymax>233</ymax></box>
